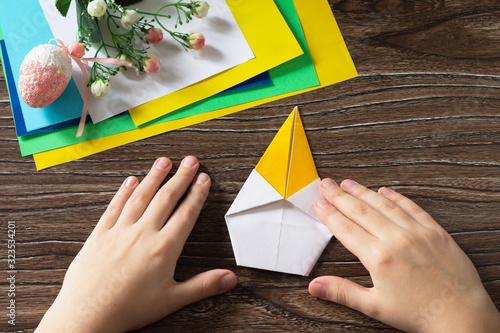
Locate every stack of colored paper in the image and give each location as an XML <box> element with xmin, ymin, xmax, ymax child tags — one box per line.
<box><xmin>0</xmin><ymin>0</ymin><xmax>357</xmax><ymax>170</ymax></box>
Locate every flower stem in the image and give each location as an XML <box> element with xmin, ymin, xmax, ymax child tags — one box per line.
<box><xmin>77</xmin><ymin>0</ymin><xmax>201</xmax><ymax>84</ymax></box>
<box><xmin>135</xmin><ymin>10</ymin><xmax>171</xmax><ymax>19</ymax></box>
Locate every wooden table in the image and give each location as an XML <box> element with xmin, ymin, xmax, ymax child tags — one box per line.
<box><xmin>1</xmin><ymin>1</ymin><xmax>499</xmax><ymax>332</ymax></box>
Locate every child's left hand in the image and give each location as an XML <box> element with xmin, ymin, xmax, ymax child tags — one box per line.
<box><xmin>35</xmin><ymin>156</ymin><xmax>237</xmax><ymax>333</ymax></box>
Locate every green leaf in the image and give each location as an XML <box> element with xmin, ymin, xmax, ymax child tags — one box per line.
<box><xmin>76</xmin><ymin>0</ymin><xmax>102</xmax><ymax>45</ymax></box>
<box><xmin>55</xmin><ymin>0</ymin><xmax>72</xmax><ymax>17</ymax></box>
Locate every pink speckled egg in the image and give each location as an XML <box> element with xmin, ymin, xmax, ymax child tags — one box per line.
<box><xmin>19</xmin><ymin>44</ymin><xmax>72</xmax><ymax>108</ymax></box>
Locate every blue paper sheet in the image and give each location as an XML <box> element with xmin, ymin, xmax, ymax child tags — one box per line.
<box><xmin>0</xmin><ymin>0</ymin><xmax>84</xmax><ymax>132</ymax></box>
<box><xmin>218</xmin><ymin>72</ymin><xmax>272</xmax><ymax>95</ymax></box>
<box><xmin>1</xmin><ymin>37</ymin><xmax>95</xmax><ymax>136</ymax></box>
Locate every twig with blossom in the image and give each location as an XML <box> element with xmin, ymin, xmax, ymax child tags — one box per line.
<box><xmin>55</xmin><ymin>0</ymin><xmax>210</xmax><ymax>98</ymax></box>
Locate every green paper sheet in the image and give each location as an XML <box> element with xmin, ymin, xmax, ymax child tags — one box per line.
<box><xmin>17</xmin><ymin>0</ymin><xmax>318</xmax><ymax>156</ymax></box>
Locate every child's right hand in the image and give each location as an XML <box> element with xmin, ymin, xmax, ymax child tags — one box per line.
<box><xmin>310</xmin><ymin>179</ymin><xmax>500</xmax><ymax>332</ymax></box>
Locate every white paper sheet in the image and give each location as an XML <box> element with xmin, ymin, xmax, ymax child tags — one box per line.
<box><xmin>39</xmin><ymin>0</ymin><xmax>255</xmax><ymax>123</ymax></box>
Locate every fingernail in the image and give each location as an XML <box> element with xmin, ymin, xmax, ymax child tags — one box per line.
<box><xmin>195</xmin><ymin>173</ymin><xmax>209</xmax><ymax>185</ymax></box>
<box><xmin>316</xmin><ymin>199</ymin><xmax>330</xmax><ymax>209</ymax></box>
<box><xmin>321</xmin><ymin>178</ymin><xmax>337</xmax><ymax>190</ymax></box>
<box><xmin>124</xmin><ymin>176</ymin><xmax>137</xmax><ymax>188</ymax></box>
<box><xmin>219</xmin><ymin>273</ymin><xmax>237</xmax><ymax>291</ymax></box>
<box><xmin>182</xmin><ymin>156</ymin><xmax>197</xmax><ymax>168</ymax></box>
<box><xmin>379</xmin><ymin>187</ymin><xmax>393</xmax><ymax>196</ymax></box>
<box><xmin>342</xmin><ymin>179</ymin><xmax>357</xmax><ymax>190</ymax></box>
<box><xmin>310</xmin><ymin>282</ymin><xmax>327</xmax><ymax>299</ymax></box>
<box><xmin>154</xmin><ymin>158</ymin><xmax>170</xmax><ymax>170</ymax></box>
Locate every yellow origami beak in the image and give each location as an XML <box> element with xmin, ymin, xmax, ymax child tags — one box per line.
<box><xmin>255</xmin><ymin>107</ymin><xmax>318</xmax><ymax>198</ymax></box>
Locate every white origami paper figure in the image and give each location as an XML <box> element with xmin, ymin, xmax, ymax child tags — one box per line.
<box><xmin>225</xmin><ymin>107</ymin><xmax>333</xmax><ymax>276</ymax></box>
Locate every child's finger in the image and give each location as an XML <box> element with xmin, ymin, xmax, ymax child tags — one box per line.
<box><xmin>309</xmin><ymin>276</ymin><xmax>376</xmax><ymax>319</ymax></box>
<box><xmin>96</xmin><ymin>176</ymin><xmax>138</xmax><ymax>230</ymax></box>
<box><xmin>141</xmin><ymin>156</ymin><xmax>200</xmax><ymax>230</ymax></box>
<box><xmin>171</xmin><ymin>269</ymin><xmax>237</xmax><ymax>310</ymax></box>
<box><xmin>338</xmin><ymin>180</ymin><xmax>420</xmax><ymax>232</ymax></box>
<box><xmin>378</xmin><ymin>187</ymin><xmax>439</xmax><ymax>230</ymax></box>
<box><xmin>314</xmin><ymin>198</ymin><xmax>377</xmax><ymax>261</ymax></box>
<box><xmin>161</xmin><ymin>173</ymin><xmax>211</xmax><ymax>254</ymax></box>
<box><xmin>117</xmin><ymin>157</ymin><xmax>172</xmax><ymax>226</ymax></box>
<box><xmin>319</xmin><ymin>179</ymin><xmax>395</xmax><ymax>238</ymax></box>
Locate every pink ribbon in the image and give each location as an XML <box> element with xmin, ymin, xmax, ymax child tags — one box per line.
<box><xmin>50</xmin><ymin>39</ymin><xmax>134</xmax><ymax>137</ymax></box>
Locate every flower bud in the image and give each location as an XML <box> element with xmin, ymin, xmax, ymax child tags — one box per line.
<box><xmin>67</xmin><ymin>41</ymin><xmax>86</xmax><ymax>58</ymax></box>
<box><xmin>91</xmin><ymin>78</ymin><xmax>111</xmax><ymax>98</ymax></box>
<box><xmin>145</xmin><ymin>28</ymin><xmax>163</xmax><ymax>44</ymax></box>
<box><xmin>188</xmin><ymin>32</ymin><xmax>205</xmax><ymax>50</ymax></box>
<box><xmin>87</xmin><ymin>0</ymin><xmax>107</xmax><ymax>19</ymax></box>
<box><xmin>116</xmin><ymin>53</ymin><xmax>129</xmax><ymax>62</ymax></box>
<box><xmin>121</xmin><ymin>9</ymin><xmax>140</xmax><ymax>29</ymax></box>
<box><xmin>116</xmin><ymin>53</ymin><xmax>130</xmax><ymax>71</ymax></box>
<box><xmin>143</xmin><ymin>54</ymin><xmax>160</xmax><ymax>74</ymax></box>
<box><xmin>193</xmin><ymin>1</ymin><xmax>210</xmax><ymax>18</ymax></box>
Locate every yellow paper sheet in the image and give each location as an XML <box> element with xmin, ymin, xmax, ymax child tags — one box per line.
<box><xmin>34</xmin><ymin>0</ymin><xmax>358</xmax><ymax>170</ymax></box>
<box><xmin>129</xmin><ymin>0</ymin><xmax>303</xmax><ymax>125</ymax></box>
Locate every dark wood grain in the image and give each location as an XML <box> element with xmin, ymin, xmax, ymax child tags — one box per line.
<box><xmin>0</xmin><ymin>0</ymin><xmax>499</xmax><ymax>332</ymax></box>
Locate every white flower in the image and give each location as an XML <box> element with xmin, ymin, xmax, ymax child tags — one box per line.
<box><xmin>121</xmin><ymin>9</ymin><xmax>140</xmax><ymax>29</ymax></box>
<box><xmin>91</xmin><ymin>78</ymin><xmax>111</xmax><ymax>98</ymax></box>
<box><xmin>193</xmin><ymin>1</ymin><xmax>210</xmax><ymax>18</ymax></box>
<box><xmin>87</xmin><ymin>0</ymin><xmax>107</xmax><ymax>19</ymax></box>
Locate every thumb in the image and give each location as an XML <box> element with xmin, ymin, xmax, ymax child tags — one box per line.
<box><xmin>309</xmin><ymin>276</ymin><xmax>375</xmax><ymax>315</ymax></box>
<box><xmin>172</xmin><ymin>269</ymin><xmax>237</xmax><ymax>308</ymax></box>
